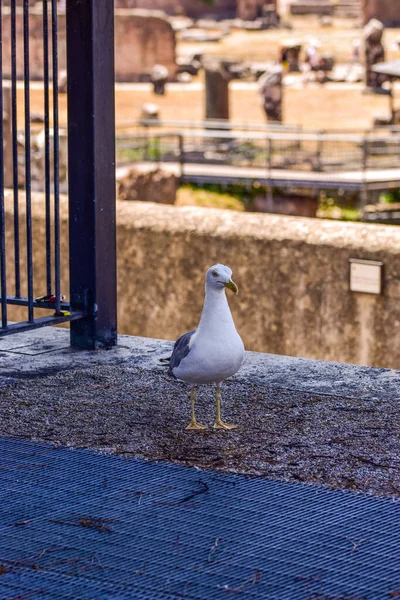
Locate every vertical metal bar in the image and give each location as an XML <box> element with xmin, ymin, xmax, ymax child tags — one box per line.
<box><xmin>51</xmin><ymin>0</ymin><xmax>60</xmax><ymax>315</ymax></box>
<box><xmin>43</xmin><ymin>0</ymin><xmax>52</xmax><ymax>296</ymax></box>
<box><xmin>67</xmin><ymin>0</ymin><xmax>117</xmax><ymax>349</ymax></box>
<box><xmin>155</xmin><ymin>135</ymin><xmax>160</xmax><ymax>164</ymax></box>
<box><xmin>178</xmin><ymin>134</ymin><xmax>184</xmax><ymax>182</ymax></box>
<box><xmin>360</xmin><ymin>135</ymin><xmax>368</xmax><ymax>214</ymax></box>
<box><xmin>23</xmin><ymin>0</ymin><xmax>34</xmax><ymax>322</ymax></box>
<box><xmin>11</xmin><ymin>0</ymin><xmax>20</xmax><ymax>298</ymax></box>
<box><xmin>266</xmin><ymin>136</ymin><xmax>273</xmax><ymax>203</ymax></box>
<box><xmin>316</xmin><ymin>130</ymin><xmax>324</xmax><ymax>172</ymax></box>
<box><xmin>389</xmin><ymin>81</ymin><xmax>394</xmax><ymax>124</ymax></box>
<box><xmin>0</xmin><ymin>1</ymin><xmax>7</xmax><ymax>328</ymax></box>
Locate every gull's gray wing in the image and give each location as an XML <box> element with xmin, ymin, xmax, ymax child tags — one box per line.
<box><xmin>168</xmin><ymin>329</ymin><xmax>196</xmax><ymax>377</ymax></box>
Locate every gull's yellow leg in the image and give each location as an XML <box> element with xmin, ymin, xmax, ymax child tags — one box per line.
<box><xmin>186</xmin><ymin>387</ymin><xmax>208</xmax><ymax>430</ymax></box>
<box><xmin>214</xmin><ymin>386</ymin><xmax>237</xmax><ymax>430</ymax></box>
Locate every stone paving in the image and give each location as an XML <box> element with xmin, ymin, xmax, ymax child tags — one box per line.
<box><xmin>0</xmin><ymin>329</ymin><xmax>399</xmax><ymax>498</ymax></box>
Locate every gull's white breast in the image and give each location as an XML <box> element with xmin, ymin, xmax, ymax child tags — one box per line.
<box><xmin>174</xmin><ymin>327</ymin><xmax>245</xmax><ymax>384</ymax></box>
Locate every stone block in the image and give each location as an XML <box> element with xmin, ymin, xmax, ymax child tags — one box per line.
<box><xmin>0</xmin><ymin>7</ymin><xmax>177</xmax><ymax>83</ymax></box>
<box><xmin>362</xmin><ymin>0</ymin><xmax>400</xmax><ymax>26</ymax></box>
<box><xmin>252</xmin><ymin>193</ymin><xmax>318</xmax><ymax>217</ymax></box>
<box><xmin>117</xmin><ymin>167</ymin><xmax>178</xmax><ymax>204</ymax></box>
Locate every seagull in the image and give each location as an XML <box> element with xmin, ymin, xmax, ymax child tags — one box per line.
<box><xmin>169</xmin><ymin>264</ymin><xmax>245</xmax><ymax>431</ymax></box>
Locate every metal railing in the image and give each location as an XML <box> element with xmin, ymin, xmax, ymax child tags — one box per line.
<box><xmin>116</xmin><ymin>128</ymin><xmax>400</xmax><ymax>190</ymax></box>
<box><xmin>134</xmin><ymin>118</ymin><xmax>304</xmax><ymax>134</ymax></box>
<box><xmin>0</xmin><ymin>0</ymin><xmax>117</xmax><ymax>348</ymax></box>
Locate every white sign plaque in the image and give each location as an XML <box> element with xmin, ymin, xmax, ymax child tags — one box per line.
<box><xmin>349</xmin><ymin>259</ymin><xmax>383</xmax><ymax>295</ymax></box>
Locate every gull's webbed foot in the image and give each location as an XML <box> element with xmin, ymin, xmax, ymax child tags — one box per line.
<box><xmin>213</xmin><ymin>420</ymin><xmax>238</xmax><ymax>430</ymax></box>
<box><xmin>186</xmin><ymin>419</ymin><xmax>208</xmax><ymax>431</ymax></box>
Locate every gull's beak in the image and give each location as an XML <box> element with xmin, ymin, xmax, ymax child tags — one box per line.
<box><xmin>223</xmin><ymin>279</ymin><xmax>239</xmax><ymax>295</ymax></box>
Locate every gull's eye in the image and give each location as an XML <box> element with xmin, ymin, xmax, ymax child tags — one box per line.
<box><xmin>211</xmin><ymin>270</ymin><xmax>218</xmax><ymax>277</ymax></box>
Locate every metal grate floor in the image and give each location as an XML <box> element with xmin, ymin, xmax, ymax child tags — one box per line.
<box><xmin>0</xmin><ymin>437</ymin><xmax>399</xmax><ymax>600</ymax></box>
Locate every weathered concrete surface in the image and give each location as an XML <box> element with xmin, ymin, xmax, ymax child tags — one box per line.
<box><xmin>0</xmin><ymin>329</ymin><xmax>399</xmax><ymax>499</ymax></box>
<box><xmin>1</xmin><ymin>8</ymin><xmax>177</xmax><ymax>82</ymax></box>
<box><xmin>362</xmin><ymin>0</ymin><xmax>400</xmax><ymax>26</ymax></box>
<box><xmin>4</xmin><ymin>192</ymin><xmax>400</xmax><ymax>369</ymax></box>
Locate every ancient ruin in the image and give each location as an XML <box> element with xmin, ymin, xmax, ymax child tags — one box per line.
<box><xmin>362</xmin><ymin>0</ymin><xmax>400</xmax><ymax>27</ymax></box>
<box><xmin>258</xmin><ymin>66</ymin><xmax>283</xmax><ymax>122</ymax></box>
<box><xmin>116</xmin><ymin>0</ymin><xmax>277</xmax><ymax>20</ymax></box>
<box><xmin>117</xmin><ymin>167</ymin><xmax>178</xmax><ymax>204</ymax></box>
<box><xmin>204</xmin><ymin>59</ymin><xmax>231</xmax><ymax>121</ymax></box>
<box><xmin>1</xmin><ymin>7</ymin><xmax>177</xmax><ymax>82</ymax></box>
<box><xmin>115</xmin><ymin>10</ymin><xmax>177</xmax><ymax>82</ymax></box>
<box><xmin>282</xmin><ymin>41</ymin><xmax>302</xmax><ymax>72</ymax></box>
<box><xmin>363</xmin><ymin>18</ymin><xmax>386</xmax><ymax>90</ymax></box>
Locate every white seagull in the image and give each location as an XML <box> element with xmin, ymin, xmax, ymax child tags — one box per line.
<box><xmin>169</xmin><ymin>264</ymin><xmax>245</xmax><ymax>430</ymax></box>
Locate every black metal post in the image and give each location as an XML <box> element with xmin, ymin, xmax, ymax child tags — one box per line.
<box><xmin>66</xmin><ymin>0</ymin><xmax>117</xmax><ymax>349</ymax></box>
<box><xmin>316</xmin><ymin>130</ymin><xmax>324</xmax><ymax>172</ymax></box>
<box><xmin>360</xmin><ymin>135</ymin><xmax>369</xmax><ymax>213</ymax></box>
<box><xmin>42</xmin><ymin>0</ymin><xmax>52</xmax><ymax>297</ymax></box>
<box><xmin>266</xmin><ymin>136</ymin><xmax>273</xmax><ymax>203</ymax></box>
<box><xmin>0</xmin><ymin>1</ymin><xmax>7</xmax><ymax>329</ymax></box>
<box><xmin>178</xmin><ymin>134</ymin><xmax>184</xmax><ymax>182</ymax></box>
<box><xmin>51</xmin><ymin>0</ymin><xmax>61</xmax><ymax>316</ymax></box>
<box><xmin>11</xmin><ymin>0</ymin><xmax>20</xmax><ymax>299</ymax></box>
<box><xmin>389</xmin><ymin>80</ymin><xmax>395</xmax><ymax>124</ymax></box>
<box><xmin>23</xmin><ymin>0</ymin><xmax>34</xmax><ymax>323</ymax></box>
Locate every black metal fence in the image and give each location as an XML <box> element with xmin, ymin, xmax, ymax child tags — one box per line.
<box><xmin>0</xmin><ymin>0</ymin><xmax>117</xmax><ymax>349</ymax></box>
<box><xmin>117</xmin><ymin>128</ymin><xmax>400</xmax><ymax>174</ymax></box>
<box><xmin>116</xmin><ymin>126</ymin><xmax>400</xmax><ymax>205</ymax></box>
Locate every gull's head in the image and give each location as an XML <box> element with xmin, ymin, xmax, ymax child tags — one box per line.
<box><xmin>205</xmin><ymin>264</ymin><xmax>239</xmax><ymax>295</ymax></box>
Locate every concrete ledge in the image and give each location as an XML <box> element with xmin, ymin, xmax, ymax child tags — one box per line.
<box><xmin>4</xmin><ymin>192</ymin><xmax>400</xmax><ymax>369</ymax></box>
<box><xmin>1</xmin><ymin>329</ymin><xmax>399</xmax><ymax>499</ymax></box>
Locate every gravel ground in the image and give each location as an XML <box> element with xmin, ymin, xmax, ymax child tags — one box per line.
<box><xmin>1</xmin><ymin>363</ymin><xmax>399</xmax><ymax>499</ymax></box>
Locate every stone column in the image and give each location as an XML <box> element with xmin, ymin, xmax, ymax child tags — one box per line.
<box><xmin>237</xmin><ymin>0</ymin><xmax>267</xmax><ymax>20</ymax></box>
<box><xmin>204</xmin><ymin>59</ymin><xmax>231</xmax><ymax>122</ymax></box>
<box><xmin>258</xmin><ymin>66</ymin><xmax>283</xmax><ymax>122</ymax></box>
<box><xmin>284</xmin><ymin>43</ymin><xmax>302</xmax><ymax>72</ymax></box>
<box><xmin>151</xmin><ymin>64</ymin><xmax>169</xmax><ymax>96</ymax></box>
<box><xmin>363</xmin><ymin>18</ymin><xmax>386</xmax><ymax>90</ymax></box>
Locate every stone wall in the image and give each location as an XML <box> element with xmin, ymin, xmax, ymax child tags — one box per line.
<box><xmin>1</xmin><ymin>8</ymin><xmax>176</xmax><ymax>82</ymax></box>
<box><xmin>4</xmin><ymin>193</ymin><xmax>400</xmax><ymax>369</ymax></box>
<box><xmin>237</xmin><ymin>0</ymin><xmax>268</xmax><ymax>20</ymax></box>
<box><xmin>362</xmin><ymin>0</ymin><xmax>400</xmax><ymax>26</ymax></box>
<box><xmin>116</xmin><ymin>0</ymin><xmax>277</xmax><ymax>19</ymax></box>
<box><xmin>116</xmin><ymin>0</ymin><xmax>238</xmax><ymax>19</ymax></box>
<box><xmin>114</xmin><ymin>10</ymin><xmax>177</xmax><ymax>81</ymax></box>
